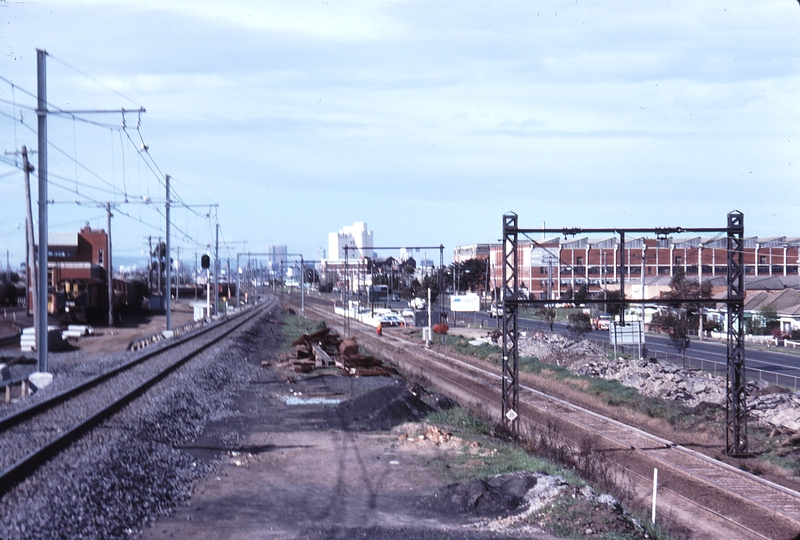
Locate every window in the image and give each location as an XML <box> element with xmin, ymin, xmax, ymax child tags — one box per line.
<box><xmin>675</xmin><ymin>256</ymin><xmax>682</xmax><ymax>265</ymax></box>
<box><xmin>759</xmin><ymin>256</ymin><xmax>767</xmax><ymax>264</ymax></box>
<box><xmin>576</xmin><ymin>256</ymin><xmax>583</xmax><ymax>265</ymax></box>
<box><xmin>98</xmin><ymin>249</ymin><xmax>104</xmax><ymax>265</ymax></box>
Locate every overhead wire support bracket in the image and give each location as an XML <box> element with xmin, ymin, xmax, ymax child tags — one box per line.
<box><xmin>501</xmin><ymin>211</ymin><xmax>747</xmax><ymax>456</ymax></box>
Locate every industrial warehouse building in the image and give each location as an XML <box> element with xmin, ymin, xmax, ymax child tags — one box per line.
<box><xmin>455</xmin><ymin>236</ymin><xmax>800</xmax><ymax>301</ymax></box>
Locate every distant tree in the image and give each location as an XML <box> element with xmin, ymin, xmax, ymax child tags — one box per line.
<box><xmin>536</xmin><ymin>305</ymin><xmax>557</xmax><ymax>332</ymax></box>
<box><xmin>448</xmin><ymin>258</ymin><xmax>488</xmax><ymax>293</ymax></box>
<box><xmin>650</xmin><ymin>309</ymin><xmax>691</xmax><ymax>365</ymax></box>
<box><xmin>749</xmin><ymin>306</ymin><xmax>779</xmax><ymax>336</ymax></box>
<box><xmin>567</xmin><ymin>312</ymin><xmax>593</xmax><ymax>340</ymax></box>
<box><xmin>651</xmin><ymin>268</ymin><xmax>713</xmax><ymax>355</ymax></box>
<box><xmin>573</xmin><ymin>283</ymin><xmax>589</xmax><ymax>305</ymax></box>
<box><xmin>417</xmin><ymin>274</ymin><xmax>440</xmax><ymax>303</ymax></box>
<box><xmin>561</xmin><ymin>286</ymin><xmax>574</xmax><ymax>301</ymax></box>
<box><xmin>604</xmin><ymin>290</ymin><xmax>622</xmax><ymax>317</ymax></box>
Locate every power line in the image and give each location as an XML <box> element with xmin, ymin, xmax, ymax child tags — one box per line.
<box><xmin>0</xmin><ymin>109</ymin><xmax>37</xmax><ymax>135</ymax></box>
<box><xmin>47</xmin><ymin>53</ymin><xmax>145</xmax><ymax>109</ymax></box>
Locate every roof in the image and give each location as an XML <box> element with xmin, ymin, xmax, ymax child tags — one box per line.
<box><xmin>48</xmin><ymin>232</ymin><xmax>78</xmax><ymax>247</ymax></box>
<box><xmin>743</xmin><ymin>289</ymin><xmax>800</xmax><ymax>312</ymax></box>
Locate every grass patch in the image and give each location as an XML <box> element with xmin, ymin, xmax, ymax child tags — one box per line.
<box><xmin>519</xmin><ymin>356</ymin><xmax>571</xmax><ymax>379</ymax></box>
<box><xmin>445</xmin><ymin>334</ymin><xmax>502</xmax><ymax>363</ymax></box>
<box><xmin>278</xmin><ymin>311</ymin><xmax>324</xmax><ymax>355</ymax></box>
<box><xmin>426</xmin><ymin>406</ymin><xmax>493</xmax><ymax>437</ymax></box>
<box><xmin>424</xmin><ymin>406</ymin><xmax>679</xmax><ymax>540</ymax></box>
<box><xmin>453</xmin><ymin>343</ymin><xmax>690</xmax><ymax>427</ymax></box>
<box><xmin>425</xmin><ymin>406</ymin><xmax>581</xmax><ymax>484</ymax></box>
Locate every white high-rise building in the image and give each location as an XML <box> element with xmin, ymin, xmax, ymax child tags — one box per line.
<box><xmin>327</xmin><ymin>222</ymin><xmax>374</xmax><ymax>261</ymax></box>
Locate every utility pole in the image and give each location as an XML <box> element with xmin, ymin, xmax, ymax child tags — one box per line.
<box><xmin>156</xmin><ymin>236</ymin><xmax>161</xmax><ymax>297</ymax></box>
<box><xmin>165</xmin><ymin>174</ymin><xmax>171</xmax><ymax>331</ymax></box>
<box><xmin>214</xmin><ymin>222</ymin><xmax>220</xmax><ymax>316</ymax></box>
<box><xmin>176</xmin><ymin>245</ymin><xmax>180</xmax><ymax>303</ymax></box>
<box><xmin>36</xmin><ymin>49</ymin><xmax>49</xmax><ymax>375</ymax></box>
<box><xmin>106</xmin><ymin>203</ymin><xmax>114</xmax><ymax>327</ymax></box>
<box><xmin>235</xmin><ymin>253</ymin><xmax>240</xmax><ymax>307</ymax></box>
<box><xmin>194</xmin><ymin>252</ymin><xmax>198</xmax><ymax>300</ymax></box>
<box><xmin>148</xmin><ymin>236</ymin><xmax>153</xmax><ymax>291</ymax></box>
<box><xmin>22</xmin><ymin>146</ymin><xmax>36</xmax><ymax>321</ymax></box>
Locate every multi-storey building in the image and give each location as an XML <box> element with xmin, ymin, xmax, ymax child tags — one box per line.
<box><xmin>45</xmin><ymin>225</ymin><xmax>110</xmax><ymax>287</ymax></box>
<box><xmin>327</xmin><ymin>222</ymin><xmax>374</xmax><ymax>261</ymax></box>
<box><xmin>461</xmin><ymin>236</ymin><xmax>800</xmax><ymax>300</ymax></box>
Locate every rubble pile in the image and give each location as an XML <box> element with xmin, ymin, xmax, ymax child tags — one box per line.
<box><xmin>515</xmin><ymin>331</ymin><xmax>800</xmax><ymax>432</ymax></box>
<box><xmin>572</xmin><ymin>357</ymin><xmax>726</xmax><ymax>408</ymax></box>
<box><xmin>749</xmin><ymin>387</ymin><xmax>800</xmax><ymax>432</ymax></box>
<box><xmin>516</xmin><ymin>333</ymin><xmax>605</xmax><ymax>364</ymax></box>
<box><xmin>288</xmin><ymin>327</ymin><xmax>397</xmax><ymax>377</ymax></box>
<box><xmin>571</xmin><ymin>356</ymin><xmax>800</xmax><ymax>432</ymax></box>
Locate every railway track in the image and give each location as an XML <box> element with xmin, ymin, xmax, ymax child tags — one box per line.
<box><xmin>0</xmin><ymin>297</ymin><xmax>277</xmax><ymax>497</ymax></box>
<box><xmin>298</xmin><ymin>297</ymin><xmax>800</xmax><ymax>540</ymax></box>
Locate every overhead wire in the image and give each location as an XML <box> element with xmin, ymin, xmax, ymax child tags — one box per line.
<box><xmin>47</xmin><ymin>52</ymin><xmax>145</xmax><ymax>109</ymax></box>
<box><xmin>0</xmin><ymin>109</ymin><xmax>37</xmax><ymax>135</ymax></box>
<box><xmin>1</xmin><ymin>62</ymin><xmax>218</xmax><ymax>257</ymax></box>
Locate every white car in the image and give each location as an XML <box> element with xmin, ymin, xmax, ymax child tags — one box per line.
<box><xmin>401</xmin><ymin>308</ymin><xmax>414</xmax><ymax>317</ymax></box>
<box><xmin>379</xmin><ymin>314</ymin><xmax>405</xmax><ymax>327</ymax></box>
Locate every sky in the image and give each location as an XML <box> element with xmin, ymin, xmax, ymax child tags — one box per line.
<box><xmin>1</xmin><ymin>0</ymin><xmax>799</xmax><ymax>269</ymax></box>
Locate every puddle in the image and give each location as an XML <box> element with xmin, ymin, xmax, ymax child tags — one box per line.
<box><xmin>280</xmin><ymin>395</ymin><xmax>343</xmax><ymax>406</ymax></box>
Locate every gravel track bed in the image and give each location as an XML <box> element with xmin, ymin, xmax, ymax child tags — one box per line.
<box><xmin>0</xmin><ymin>313</ymin><xmax>257</xmax><ymax>471</ymax></box>
<box><xmin>0</xmin><ymin>305</ymin><xmax>280</xmax><ymax>540</ymax></box>
<box><xmin>0</xmin><ymin>324</ymin><xmax>210</xmax><ymax>416</ymax></box>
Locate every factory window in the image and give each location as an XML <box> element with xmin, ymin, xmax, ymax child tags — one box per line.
<box><xmin>98</xmin><ymin>249</ymin><xmax>104</xmax><ymax>265</ymax></box>
<box><xmin>576</xmin><ymin>256</ymin><xmax>583</xmax><ymax>265</ymax></box>
<box><xmin>759</xmin><ymin>256</ymin><xmax>767</xmax><ymax>264</ymax></box>
<box><xmin>675</xmin><ymin>256</ymin><xmax>682</xmax><ymax>265</ymax></box>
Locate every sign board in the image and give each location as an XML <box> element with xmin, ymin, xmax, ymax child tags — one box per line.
<box><xmin>450</xmin><ymin>293</ymin><xmax>481</xmax><ymax>312</ymax></box>
<box><xmin>609</xmin><ymin>321</ymin><xmax>644</xmax><ymax>345</ymax></box>
<box><xmin>527</xmin><ymin>247</ymin><xmax>559</xmax><ymax>267</ymax></box>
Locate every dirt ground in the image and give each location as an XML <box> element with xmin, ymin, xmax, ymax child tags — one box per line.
<box><xmin>136</xmin><ymin>313</ymin><xmax>577</xmax><ymax>540</ymax></box>
<box><xmin>0</xmin><ymin>302</ymin><xmax>195</xmax><ymax>357</ymax></box>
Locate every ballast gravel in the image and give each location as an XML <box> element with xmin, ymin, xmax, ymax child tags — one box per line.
<box><xmin>0</xmin><ymin>311</ymin><xmax>280</xmax><ymax>540</ymax></box>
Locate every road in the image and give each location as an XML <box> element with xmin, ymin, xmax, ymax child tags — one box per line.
<box><xmin>314</xmin><ymin>294</ymin><xmax>800</xmax><ymax>388</ymax></box>
<box><xmin>459</xmin><ymin>310</ymin><xmax>800</xmax><ymax>388</ymax></box>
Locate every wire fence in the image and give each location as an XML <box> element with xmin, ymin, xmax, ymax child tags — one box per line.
<box><xmin>450</xmin><ymin>312</ymin><xmax>800</xmax><ymax>391</ymax></box>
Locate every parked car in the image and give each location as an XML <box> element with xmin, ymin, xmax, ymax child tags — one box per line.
<box><xmin>488</xmin><ymin>304</ymin><xmax>501</xmax><ymax>318</ymax></box>
<box><xmin>401</xmin><ymin>308</ymin><xmax>414</xmax><ymax>317</ymax></box>
<box><xmin>379</xmin><ymin>314</ymin><xmax>405</xmax><ymax>327</ymax></box>
<box><xmin>593</xmin><ymin>313</ymin><xmax>613</xmax><ymax>330</ymax></box>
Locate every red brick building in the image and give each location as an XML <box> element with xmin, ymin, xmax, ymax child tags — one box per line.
<box><xmin>459</xmin><ymin>236</ymin><xmax>800</xmax><ymax>300</ymax></box>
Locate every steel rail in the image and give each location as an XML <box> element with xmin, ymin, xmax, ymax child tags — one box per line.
<box><xmin>297</xmin><ymin>298</ymin><xmax>800</xmax><ymax>537</ymax></box>
<box><xmin>0</xmin><ymin>306</ymin><xmax>258</xmax><ymax>432</ymax></box>
<box><xmin>0</xmin><ymin>299</ymin><xmax>276</xmax><ymax>497</ymax></box>
<box><xmin>384</xmin><ymin>333</ymin><xmax>773</xmax><ymax>540</ymax></box>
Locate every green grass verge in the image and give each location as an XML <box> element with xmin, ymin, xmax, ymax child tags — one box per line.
<box><xmin>425</xmin><ymin>407</ymin><xmax>582</xmax><ymax>484</ymax></box>
<box><xmin>279</xmin><ymin>311</ymin><xmax>325</xmax><ymax>355</ymax></box>
<box><xmin>424</xmin><ymin>406</ymin><xmax>677</xmax><ymax>540</ymax></box>
<box><xmin>445</xmin><ymin>334</ymin><xmax>502</xmax><ymax>363</ymax></box>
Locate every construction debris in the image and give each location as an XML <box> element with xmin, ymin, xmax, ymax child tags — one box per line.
<box><xmin>288</xmin><ymin>326</ymin><xmax>397</xmax><ymax>377</ymax></box>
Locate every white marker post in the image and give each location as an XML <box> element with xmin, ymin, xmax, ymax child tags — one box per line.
<box><xmin>651</xmin><ymin>467</ymin><xmax>658</xmax><ymax>524</ymax></box>
<box><xmin>426</xmin><ymin>287</ymin><xmax>432</xmax><ymax>348</ymax></box>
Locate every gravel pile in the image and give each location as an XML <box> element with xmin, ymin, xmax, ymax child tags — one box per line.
<box><xmin>326</xmin><ymin>382</ymin><xmax>436</xmax><ymax>431</ymax></box>
<box><xmin>0</xmin><ymin>309</ymin><xmax>279</xmax><ymax>540</ymax></box>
